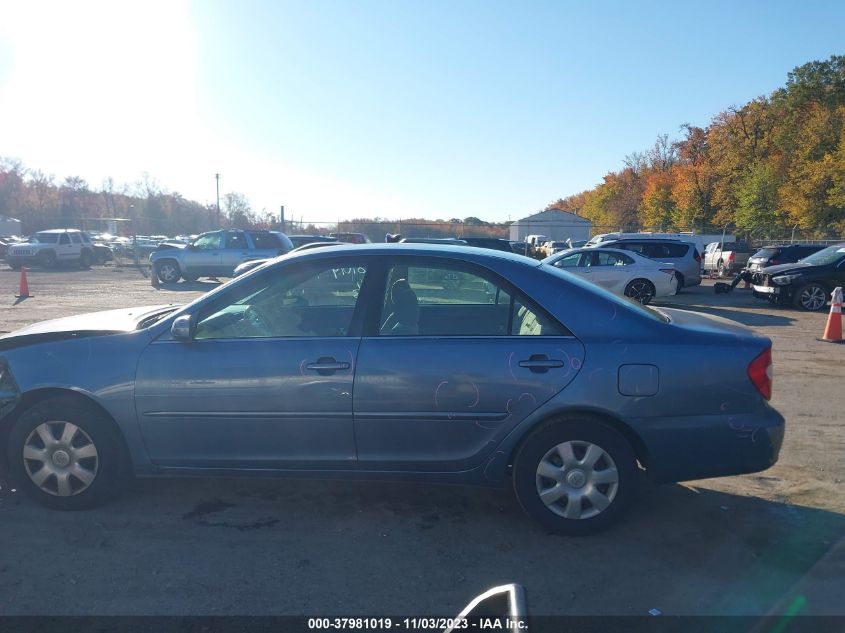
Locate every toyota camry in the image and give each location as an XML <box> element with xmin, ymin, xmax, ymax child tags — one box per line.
<box><xmin>0</xmin><ymin>245</ymin><xmax>784</xmax><ymax>535</ymax></box>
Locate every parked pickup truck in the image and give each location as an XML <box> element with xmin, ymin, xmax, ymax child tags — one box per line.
<box><xmin>150</xmin><ymin>229</ymin><xmax>293</xmax><ymax>283</ymax></box>
<box><xmin>703</xmin><ymin>241</ymin><xmax>754</xmax><ymax>277</ymax></box>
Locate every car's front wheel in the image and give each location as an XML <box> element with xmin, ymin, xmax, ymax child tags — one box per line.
<box><xmin>513</xmin><ymin>418</ymin><xmax>637</xmax><ymax>535</ymax></box>
<box><xmin>154</xmin><ymin>259</ymin><xmax>181</xmax><ymax>283</ymax></box>
<box><xmin>7</xmin><ymin>396</ymin><xmax>129</xmax><ymax>510</ymax></box>
<box><xmin>793</xmin><ymin>283</ymin><xmax>828</xmax><ymax>311</ymax></box>
<box><xmin>624</xmin><ymin>279</ymin><xmax>656</xmax><ymax>305</ymax></box>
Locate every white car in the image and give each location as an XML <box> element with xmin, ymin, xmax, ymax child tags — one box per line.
<box><xmin>542</xmin><ymin>247</ymin><xmax>677</xmax><ymax>304</ymax></box>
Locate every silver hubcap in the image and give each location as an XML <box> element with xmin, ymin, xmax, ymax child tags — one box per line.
<box><xmin>23</xmin><ymin>422</ymin><xmax>98</xmax><ymax>497</ymax></box>
<box><xmin>159</xmin><ymin>264</ymin><xmax>177</xmax><ymax>282</ymax></box>
<box><xmin>801</xmin><ymin>286</ymin><xmax>826</xmax><ymax>310</ymax></box>
<box><xmin>535</xmin><ymin>440</ymin><xmax>619</xmax><ymax>520</ymax></box>
<box><xmin>627</xmin><ymin>282</ymin><xmax>653</xmax><ymax>303</ymax></box>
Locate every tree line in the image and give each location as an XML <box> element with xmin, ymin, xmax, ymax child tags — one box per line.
<box><xmin>548</xmin><ymin>55</ymin><xmax>845</xmax><ymax>239</ymax></box>
<box><xmin>0</xmin><ymin>164</ymin><xmax>282</xmax><ymax>236</ymax></box>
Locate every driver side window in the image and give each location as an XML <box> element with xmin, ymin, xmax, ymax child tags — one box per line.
<box><xmin>194</xmin><ymin>261</ymin><xmax>368</xmax><ymax>340</ymax></box>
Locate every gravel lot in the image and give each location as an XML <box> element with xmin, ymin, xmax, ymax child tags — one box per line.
<box><xmin>0</xmin><ymin>265</ymin><xmax>843</xmax><ymax>616</ymax></box>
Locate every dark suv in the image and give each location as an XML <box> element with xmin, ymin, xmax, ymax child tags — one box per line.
<box><xmin>746</xmin><ymin>244</ymin><xmax>826</xmax><ymax>273</ymax></box>
<box><xmin>598</xmin><ymin>239</ymin><xmax>702</xmax><ymax>289</ymax></box>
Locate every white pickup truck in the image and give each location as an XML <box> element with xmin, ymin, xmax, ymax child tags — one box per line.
<box><xmin>702</xmin><ymin>241</ymin><xmax>754</xmax><ymax>277</ymax></box>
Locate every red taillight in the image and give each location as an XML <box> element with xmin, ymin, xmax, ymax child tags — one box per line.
<box><xmin>728</xmin><ymin>252</ymin><xmax>735</xmax><ymax>261</ymax></box>
<box><xmin>748</xmin><ymin>348</ymin><xmax>773</xmax><ymax>400</ymax></box>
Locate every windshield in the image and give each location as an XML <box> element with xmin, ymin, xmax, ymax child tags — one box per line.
<box><xmin>33</xmin><ymin>232</ymin><xmax>59</xmax><ymax>244</ymax></box>
<box><xmin>799</xmin><ymin>245</ymin><xmax>845</xmax><ymax>266</ymax></box>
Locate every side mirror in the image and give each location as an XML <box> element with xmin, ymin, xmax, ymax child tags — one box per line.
<box><xmin>171</xmin><ymin>314</ymin><xmax>193</xmax><ymax>341</ymax></box>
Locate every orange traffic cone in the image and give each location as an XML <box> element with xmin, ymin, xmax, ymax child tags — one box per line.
<box><xmin>819</xmin><ymin>286</ymin><xmax>843</xmax><ymax>343</ymax></box>
<box><xmin>15</xmin><ymin>266</ymin><xmax>30</xmax><ymax>299</ymax></box>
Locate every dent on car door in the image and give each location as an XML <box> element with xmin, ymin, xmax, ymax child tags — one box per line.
<box><xmin>134</xmin><ymin>258</ymin><xmax>370</xmax><ymax>470</ymax></box>
<box><xmin>353</xmin><ymin>258</ymin><xmax>585</xmax><ymax>472</ymax></box>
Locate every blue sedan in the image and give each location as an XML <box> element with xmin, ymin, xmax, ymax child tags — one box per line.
<box><xmin>0</xmin><ymin>245</ymin><xmax>783</xmax><ymax>534</ymax></box>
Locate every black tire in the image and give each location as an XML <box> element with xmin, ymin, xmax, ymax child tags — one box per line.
<box><xmin>792</xmin><ymin>283</ymin><xmax>828</xmax><ymax>311</ymax></box>
<box><xmin>79</xmin><ymin>249</ymin><xmax>92</xmax><ymax>269</ymax></box>
<box><xmin>624</xmin><ymin>278</ymin><xmax>656</xmax><ymax>305</ymax></box>
<box><xmin>154</xmin><ymin>259</ymin><xmax>181</xmax><ymax>284</ymax></box>
<box><xmin>39</xmin><ymin>250</ymin><xmax>57</xmax><ymax>269</ymax></box>
<box><xmin>6</xmin><ymin>396</ymin><xmax>129</xmax><ymax>510</ymax></box>
<box><xmin>181</xmin><ymin>273</ymin><xmax>199</xmax><ymax>282</ymax></box>
<box><xmin>513</xmin><ymin>418</ymin><xmax>638</xmax><ymax>535</ymax></box>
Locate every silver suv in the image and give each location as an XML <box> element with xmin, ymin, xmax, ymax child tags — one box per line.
<box><xmin>150</xmin><ymin>230</ymin><xmax>294</xmax><ymax>283</ymax></box>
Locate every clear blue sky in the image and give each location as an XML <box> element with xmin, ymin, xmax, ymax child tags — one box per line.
<box><xmin>1</xmin><ymin>0</ymin><xmax>843</xmax><ymax>222</ymax></box>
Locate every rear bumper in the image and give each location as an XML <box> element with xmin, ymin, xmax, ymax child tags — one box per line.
<box><xmin>636</xmin><ymin>405</ymin><xmax>785</xmax><ymax>484</ymax></box>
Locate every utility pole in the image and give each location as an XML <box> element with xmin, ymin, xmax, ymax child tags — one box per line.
<box><xmin>215</xmin><ymin>173</ymin><xmax>221</xmax><ymax>226</ymax></box>
<box><xmin>280</xmin><ymin>205</ymin><xmax>285</xmax><ymax>232</ymax></box>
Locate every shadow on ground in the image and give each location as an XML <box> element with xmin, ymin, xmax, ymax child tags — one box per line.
<box><xmin>2</xmin><ymin>474</ymin><xmax>842</xmax><ymax>616</ymax></box>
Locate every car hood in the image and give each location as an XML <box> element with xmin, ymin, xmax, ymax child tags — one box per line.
<box><xmin>758</xmin><ymin>262</ymin><xmax>814</xmax><ymax>275</ymax></box>
<box><xmin>0</xmin><ymin>305</ymin><xmax>177</xmax><ymax>348</ymax></box>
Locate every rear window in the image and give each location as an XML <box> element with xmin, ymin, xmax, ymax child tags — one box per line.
<box><xmin>753</xmin><ymin>248</ymin><xmax>779</xmax><ymax>258</ymax></box>
<box><xmin>722</xmin><ymin>242</ymin><xmax>753</xmax><ymax>253</ymax></box>
<box><xmin>542</xmin><ymin>262</ymin><xmax>668</xmax><ymax>323</ymax></box>
<box><xmin>250</xmin><ymin>232</ymin><xmax>281</xmax><ymax>249</ymax></box>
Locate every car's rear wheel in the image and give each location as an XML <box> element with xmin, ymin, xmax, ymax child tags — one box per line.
<box><xmin>793</xmin><ymin>283</ymin><xmax>828</xmax><ymax>311</ymax></box>
<box><xmin>513</xmin><ymin>418</ymin><xmax>637</xmax><ymax>535</ymax></box>
<box><xmin>7</xmin><ymin>397</ymin><xmax>129</xmax><ymax>510</ymax></box>
<box><xmin>39</xmin><ymin>250</ymin><xmax>57</xmax><ymax>269</ymax></box>
<box><xmin>154</xmin><ymin>260</ymin><xmax>181</xmax><ymax>283</ymax></box>
<box><xmin>624</xmin><ymin>279</ymin><xmax>656</xmax><ymax>305</ymax></box>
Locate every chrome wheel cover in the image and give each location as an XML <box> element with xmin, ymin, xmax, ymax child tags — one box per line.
<box><xmin>535</xmin><ymin>440</ymin><xmax>619</xmax><ymax>520</ymax></box>
<box><xmin>23</xmin><ymin>422</ymin><xmax>99</xmax><ymax>497</ymax></box>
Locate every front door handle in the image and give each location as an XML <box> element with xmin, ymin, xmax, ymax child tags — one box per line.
<box><xmin>518</xmin><ymin>355</ymin><xmax>565</xmax><ymax>373</ymax></box>
<box><xmin>305</xmin><ymin>357</ymin><xmax>351</xmax><ymax>375</ymax></box>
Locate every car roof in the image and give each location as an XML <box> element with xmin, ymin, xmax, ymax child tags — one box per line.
<box><xmin>283</xmin><ymin>242</ymin><xmax>541</xmax><ymax>266</ymax></box>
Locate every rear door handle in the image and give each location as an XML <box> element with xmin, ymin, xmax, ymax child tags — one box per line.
<box><xmin>518</xmin><ymin>355</ymin><xmax>565</xmax><ymax>373</ymax></box>
<box><xmin>305</xmin><ymin>357</ymin><xmax>351</xmax><ymax>374</ymax></box>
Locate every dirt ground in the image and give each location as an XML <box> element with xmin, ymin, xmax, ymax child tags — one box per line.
<box><xmin>0</xmin><ymin>264</ymin><xmax>843</xmax><ymax>617</ymax></box>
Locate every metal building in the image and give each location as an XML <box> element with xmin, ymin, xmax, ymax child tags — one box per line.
<box><xmin>509</xmin><ymin>209</ymin><xmax>591</xmax><ymax>243</ymax></box>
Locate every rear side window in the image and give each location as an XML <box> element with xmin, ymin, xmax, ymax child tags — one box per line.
<box><xmin>225</xmin><ymin>231</ymin><xmax>247</xmax><ymax>249</ymax></box>
<box><xmin>250</xmin><ymin>232</ymin><xmax>281</xmax><ymax>249</ymax></box>
<box><xmin>81</xmin><ymin>233</ymin><xmax>91</xmax><ymax>243</ymax></box>
<box><xmin>70</xmin><ymin>233</ymin><xmax>82</xmax><ymax>244</ymax></box>
<box><xmin>379</xmin><ymin>262</ymin><xmax>567</xmax><ymax>336</ymax></box>
<box><xmin>59</xmin><ymin>234</ymin><xmax>70</xmax><ymax>245</ymax></box>
<box><xmin>595</xmin><ymin>251</ymin><xmax>633</xmax><ymax>266</ymax></box>
<box><xmin>651</xmin><ymin>242</ymin><xmax>689</xmax><ymax>258</ymax></box>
